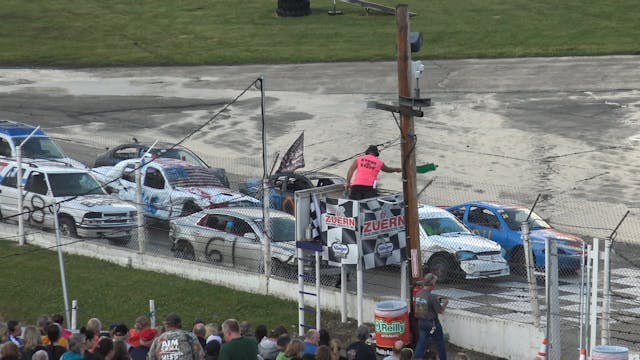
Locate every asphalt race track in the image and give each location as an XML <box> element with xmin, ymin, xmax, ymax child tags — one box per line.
<box><xmin>1</xmin><ymin>56</ymin><xmax>640</xmax><ymax>358</ymax></box>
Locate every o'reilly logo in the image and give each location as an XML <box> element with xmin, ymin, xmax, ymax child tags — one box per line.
<box><xmin>375</xmin><ymin>319</ymin><xmax>405</xmax><ymax>334</ymax></box>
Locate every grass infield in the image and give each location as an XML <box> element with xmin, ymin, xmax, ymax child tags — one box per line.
<box><xmin>0</xmin><ymin>0</ymin><xmax>638</xmax><ymax>66</ymax></box>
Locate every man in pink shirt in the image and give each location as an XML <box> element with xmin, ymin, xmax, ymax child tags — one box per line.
<box><xmin>346</xmin><ymin>145</ymin><xmax>401</xmax><ymax>200</ymax></box>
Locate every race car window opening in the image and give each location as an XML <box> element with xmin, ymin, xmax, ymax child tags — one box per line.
<box><xmin>254</xmin><ymin>218</ymin><xmax>295</xmax><ymax>243</ymax></box>
<box><xmin>25</xmin><ymin>173</ymin><xmax>48</xmax><ymax>195</ymax></box>
<box><xmin>49</xmin><ymin>173</ymin><xmax>105</xmax><ymax>197</ymax></box>
<box><xmin>420</xmin><ymin>217</ymin><xmax>468</xmax><ymax>236</ymax></box>
<box><xmin>122</xmin><ymin>165</ymin><xmax>136</xmax><ymax>183</ymax></box>
<box><xmin>501</xmin><ymin>208</ymin><xmax>551</xmax><ymax>231</ymax></box>
<box><xmin>0</xmin><ymin>167</ymin><xmax>17</xmax><ymax>188</ymax></box>
<box><xmin>114</xmin><ymin>147</ymin><xmax>140</xmax><ymax>161</ymax></box>
<box><xmin>449</xmin><ymin>207</ymin><xmax>465</xmax><ymax>221</ymax></box>
<box><xmin>469</xmin><ymin>206</ymin><xmax>501</xmax><ymax>229</ymax></box>
<box><xmin>0</xmin><ymin>138</ymin><xmax>11</xmax><ymax>157</ymax></box>
<box><xmin>204</xmin><ymin>215</ymin><xmax>226</xmax><ymax>231</ymax></box>
<box><xmin>15</xmin><ymin>136</ymin><xmax>65</xmax><ymax>159</ymax></box>
<box><xmin>144</xmin><ymin>168</ymin><xmax>165</xmax><ymax>189</ymax></box>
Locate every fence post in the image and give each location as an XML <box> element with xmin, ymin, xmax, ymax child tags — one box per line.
<box><xmin>522</xmin><ymin>221</ymin><xmax>540</xmax><ymax>327</ymax></box>
<box><xmin>546</xmin><ymin>238</ymin><xmax>561</xmax><ymax>360</ymax></box>
<box><xmin>601</xmin><ymin>238</ymin><xmax>612</xmax><ymax>345</ymax></box>
<box><xmin>135</xmin><ymin>160</ymin><xmax>145</xmax><ymax>254</ymax></box>
<box><xmin>71</xmin><ymin>300</ymin><xmax>78</xmax><ymax>331</ymax></box>
<box><xmin>149</xmin><ymin>299</ymin><xmax>156</xmax><ymax>328</ymax></box>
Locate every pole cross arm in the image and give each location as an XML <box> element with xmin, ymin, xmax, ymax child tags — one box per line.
<box><xmin>399</xmin><ymin>95</ymin><xmax>431</xmax><ymax>109</ymax></box>
<box><xmin>366</xmin><ymin>101</ymin><xmax>424</xmax><ymax>117</ymax></box>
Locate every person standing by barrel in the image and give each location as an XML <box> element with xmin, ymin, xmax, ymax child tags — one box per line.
<box><xmin>413</xmin><ymin>273</ymin><xmax>448</xmax><ymax>360</ymax></box>
<box><xmin>346</xmin><ymin>145</ymin><xmax>401</xmax><ymax>200</ymax></box>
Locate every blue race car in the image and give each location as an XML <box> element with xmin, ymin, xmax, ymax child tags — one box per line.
<box><xmin>446</xmin><ymin>201</ymin><xmax>584</xmax><ymax>275</ymax></box>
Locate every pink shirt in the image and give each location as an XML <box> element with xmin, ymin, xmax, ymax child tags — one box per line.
<box><xmin>351</xmin><ymin>154</ymin><xmax>383</xmax><ymax>186</ymax></box>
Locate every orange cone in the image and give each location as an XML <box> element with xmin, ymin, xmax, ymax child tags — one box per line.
<box><xmin>536</xmin><ymin>338</ymin><xmax>547</xmax><ymax>360</ymax></box>
<box><xmin>579</xmin><ymin>348</ymin><xmax>586</xmax><ymax>360</ymax></box>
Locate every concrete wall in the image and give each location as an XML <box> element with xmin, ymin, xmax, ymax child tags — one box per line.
<box><xmin>1</xmin><ymin>222</ymin><xmax>543</xmax><ymax>359</ymax></box>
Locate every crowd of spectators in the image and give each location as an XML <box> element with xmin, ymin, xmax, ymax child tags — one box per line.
<box><xmin>0</xmin><ymin>314</ymin><xmax>404</xmax><ymax>360</ymax></box>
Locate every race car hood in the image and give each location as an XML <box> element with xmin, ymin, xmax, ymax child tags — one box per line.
<box><xmin>175</xmin><ymin>186</ymin><xmax>261</xmax><ymax>206</ymax></box>
<box><xmin>530</xmin><ymin>228</ymin><xmax>583</xmax><ymax>250</ymax></box>
<box><xmin>61</xmin><ymin>194</ymin><xmax>137</xmax><ymax>212</ymax></box>
<box><xmin>421</xmin><ymin>232</ymin><xmax>502</xmax><ymax>253</ymax></box>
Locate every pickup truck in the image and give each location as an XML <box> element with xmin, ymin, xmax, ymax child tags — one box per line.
<box><xmin>0</xmin><ymin>160</ymin><xmax>138</xmax><ymax>243</ymax></box>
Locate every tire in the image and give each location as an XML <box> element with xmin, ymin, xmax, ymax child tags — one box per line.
<box><xmin>276</xmin><ymin>0</ymin><xmax>310</xmax><ymax>17</ymax></box>
<box><xmin>59</xmin><ymin>217</ymin><xmax>78</xmax><ymax>238</ymax></box>
<box><xmin>205</xmin><ymin>239</ymin><xmax>224</xmax><ymax>264</ymax></box>
<box><xmin>180</xmin><ymin>202</ymin><xmax>201</xmax><ymax>217</ymax></box>
<box><xmin>509</xmin><ymin>247</ymin><xmax>527</xmax><ymax>277</ymax></box>
<box><xmin>425</xmin><ymin>254</ymin><xmax>456</xmax><ymax>283</ymax></box>
<box><xmin>174</xmin><ymin>241</ymin><xmax>196</xmax><ymax>261</ymax></box>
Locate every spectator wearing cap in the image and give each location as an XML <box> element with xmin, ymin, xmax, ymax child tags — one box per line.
<box><xmin>218</xmin><ymin>319</ymin><xmax>257</xmax><ymax>360</ymax></box>
<box><xmin>148</xmin><ymin>314</ymin><xmax>204</xmax><ymax>360</ymax></box>
<box><xmin>413</xmin><ymin>273</ymin><xmax>448</xmax><ymax>360</ymax></box>
<box><xmin>129</xmin><ymin>327</ymin><xmax>157</xmax><ymax>360</ymax></box>
<box><xmin>204</xmin><ymin>340</ymin><xmax>220</xmax><ymax>360</ymax></box>
<box><xmin>128</xmin><ymin>316</ymin><xmax>150</xmax><ymax>348</ymax></box>
<box><xmin>345</xmin><ymin>325</ymin><xmax>375</xmax><ymax>360</ymax></box>
<box><xmin>111</xmin><ymin>324</ymin><xmax>129</xmax><ymax>350</ymax></box>
<box><xmin>258</xmin><ymin>326</ymin><xmax>286</xmax><ymax>360</ymax></box>
<box><xmin>346</xmin><ymin>145</ymin><xmax>401</xmax><ymax>200</ymax></box>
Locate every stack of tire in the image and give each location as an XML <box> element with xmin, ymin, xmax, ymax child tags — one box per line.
<box><xmin>277</xmin><ymin>0</ymin><xmax>311</xmax><ymax>17</ymax></box>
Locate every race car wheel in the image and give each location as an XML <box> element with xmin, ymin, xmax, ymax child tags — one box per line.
<box><xmin>59</xmin><ymin>217</ymin><xmax>78</xmax><ymax>238</ymax></box>
<box><xmin>426</xmin><ymin>254</ymin><xmax>455</xmax><ymax>283</ymax></box>
<box><xmin>205</xmin><ymin>239</ymin><xmax>224</xmax><ymax>264</ymax></box>
<box><xmin>510</xmin><ymin>247</ymin><xmax>527</xmax><ymax>277</ymax></box>
<box><xmin>181</xmin><ymin>202</ymin><xmax>202</xmax><ymax>217</ymax></box>
<box><xmin>174</xmin><ymin>241</ymin><xmax>196</xmax><ymax>261</ymax></box>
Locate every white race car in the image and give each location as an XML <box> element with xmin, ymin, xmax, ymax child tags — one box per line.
<box><xmin>418</xmin><ymin>204</ymin><xmax>510</xmax><ymax>281</ymax></box>
<box><xmin>92</xmin><ymin>158</ymin><xmax>260</xmax><ymax>221</ymax></box>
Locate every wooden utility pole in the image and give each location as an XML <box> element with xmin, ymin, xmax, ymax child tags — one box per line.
<box><xmin>368</xmin><ymin>5</ymin><xmax>426</xmax><ymax>284</ymax></box>
<box><xmin>396</xmin><ymin>5</ymin><xmax>422</xmax><ymax>283</ymax></box>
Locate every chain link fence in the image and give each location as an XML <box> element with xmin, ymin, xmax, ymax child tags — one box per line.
<box><xmin>4</xmin><ymin>148</ymin><xmax>640</xmax><ymax>355</ymax></box>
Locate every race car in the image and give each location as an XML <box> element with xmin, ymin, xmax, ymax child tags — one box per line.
<box><xmin>242</xmin><ymin>171</ymin><xmax>346</xmax><ymax>215</ymax></box>
<box><xmin>92</xmin><ymin>158</ymin><xmax>260</xmax><ymax>221</ymax></box>
<box><xmin>446</xmin><ymin>201</ymin><xmax>584</xmax><ymax>275</ymax></box>
<box><xmin>418</xmin><ymin>204</ymin><xmax>510</xmax><ymax>282</ymax></box>
<box><xmin>93</xmin><ymin>141</ymin><xmax>229</xmax><ymax>187</ymax></box>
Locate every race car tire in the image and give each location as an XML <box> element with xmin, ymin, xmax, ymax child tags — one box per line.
<box><xmin>205</xmin><ymin>238</ymin><xmax>224</xmax><ymax>264</ymax></box>
<box><xmin>425</xmin><ymin>254</ymin><xmax>456</xmax><ymax>283</ymax></box>
<box><xmin>276</xmin><ymin>0</ymin><xmax>310</xmax><ymax>17</ymax></box>
<box><xmin>174</xmin><ymin>241</ymin><xmax>196</xmax><ymax>261</ymax></box>
<box><xmin>59</xmin><ymin>216</ymin><xmax>78</xmax><ymax>238</ymax></box>
<box><xmin>509</xmin><ymin>247</ymin><xmax>527</xmax><ymax>277</ymax></box>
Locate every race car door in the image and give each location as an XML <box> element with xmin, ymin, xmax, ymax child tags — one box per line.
<box><xmin>0</xmin><ymin>165</ymin><xmax>20</xmax><ymax>218</ymax></box>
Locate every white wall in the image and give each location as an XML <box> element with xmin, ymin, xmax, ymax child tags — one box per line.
<box><xmin>2</xmin><ymin>222</ymin><xmax>543</xmax><ymax>359</ymax></box>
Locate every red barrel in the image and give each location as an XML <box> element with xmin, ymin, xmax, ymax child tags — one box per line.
<box><xmin>374</xmin><ymin>300</ymin><xmax>410</xmax><ymax>355</ymax></box>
